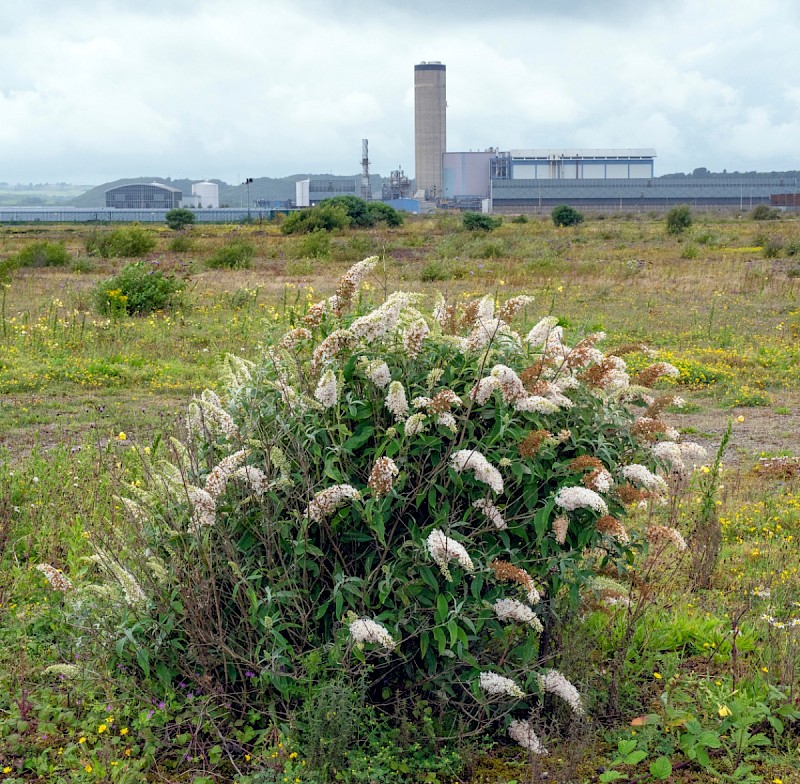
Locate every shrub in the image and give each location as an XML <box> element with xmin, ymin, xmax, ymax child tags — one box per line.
<box><xmin>317</xmin><ymin>196</ymin><xmax>404</xmax><ymax>228</ymax></box>
<box><xmin>84</xmin><ymin>259</ymin><xmax>702</xmax><ymax>761</ymax></box>
<box><xmin>751</xmin><ymin>204</ymin><xmax>780</xmax><ymax>221</ymax></box>
<box><xmin>551</xmin><ymin>205</ymin><xmax>584</xmax><ymax>227</ymax></box>
<box><xmin>762</xmin><ymin>237</ymin><xmax>784</xmax><ymax>258</ymax></box>
<box><xmin>15</xmin><ymin>240</ymin><xmax>71</xmax><ymax>267</ymax></box>
<box><xmin>0</xmin><ymin>256</ymin><xmax>19</xmax><ymax>283</ymax></box>
<box><xmin>207</xmin><ymin>239</ymin><xmax>255</xmax><ymax>269</ymax></box>
<box><xmin>511</xmin><ymin>214</ymin><xmax>529</xmax><ymax>224</ymax></box>
<box><xmin>168</xmin><ymin>235</ymin><xmax>194</xmax><ymax>253</ymax></box>
<box><xmin>94</xmin><ymin>260</ymin><xmax>185</xmax><ymax>315</ymax></box>
<box><xmin>165</xmin><ymin>208</ymin><xmax>196</xmax><ymax>231</ymax></box>
<box><xmin>296</xmin><ymin>230</ymin><xmax>331</xmax><ymax>259</ymax></box>
<box><xmin>665</xmin><ymin>204</ymin><xmax>693</xmax><ymax>235</ymax></box>
<box><xmin>86</xmin><ymin>226</ymin><xmax>157</xmax><ymax>258</ymax></box>
<box><xmin>282</xmin><ymin>204</ymin><xmax>351</xmax><ymax>235</ymax></box>
<box><xmin>462</xmin><ymin>211</ymin><xmax>501</xmax><ymax>231</ymax></box>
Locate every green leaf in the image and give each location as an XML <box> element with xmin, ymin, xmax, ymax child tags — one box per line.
<box><xmin>136</xmin><ymin>648</ymin><xmax>150</xmax><ymax>678</ymax></box>
<box><xmin>341</xmin><ymin>425</ymin><xmax>374</xmax><ymax>452</ymax></box>
<box><xmin>697</xmin><ymin>731</ymin><xmax>722</xmax><ymax>748</ymax></box>
<box><xmin>435</xmin><ymin>593</ymin><xmax>449</xmax><ymax>624</ymax></box>
<box><xmin>617</xmin><ymin>739</ymin><xmax>637</xmax><ymax>756</ymax></box>
<box><xmin>649</xmin><ymin>757</ymin><xmax>672</xmax><ymax>780</ymax></box>
<box><xmin>598</xmin><ymin>772</ymin><xmax>628</xmax><ymax>783</ymax></box>
<box><xmin>622</xmin><ymin>750</ymin><xmax>647</xmax><ymax>765</ymax></box>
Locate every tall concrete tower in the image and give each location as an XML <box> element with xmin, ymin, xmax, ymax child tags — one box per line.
<box><xmin>414</xmin><ymin>62</ymin><xmax>446</xmax><ymax>201</ymax></box>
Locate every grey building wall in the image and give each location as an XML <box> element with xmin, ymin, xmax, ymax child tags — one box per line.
<box><xmin>414</xmin><ymin>62</ymin><xmax>446</xmax><ymax>200</ymax></box>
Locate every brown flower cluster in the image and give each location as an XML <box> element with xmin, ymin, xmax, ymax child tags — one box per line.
<box><xmin>519</xmin><ymin>361</ymin><xmax>545</xmax><ymax>391</ymax></box>
<box><xmin>518</xmin><ymin>429</ymin><xmax>552</xmax><ymax>459</ymax></box>
<box><xmin>490</xmin><ymin>560</ymin><xmax>540</xmax><ymax>604</ymax></box>
<box><xmin>367</xmin><ymin>457</ymin><xmax>399</xmax><ymax>498</ymax></box>
<box><xmin>36</xmin><ymin>564</ymin><xmax>73</xmax><ymax>592</ymax></box>
<box><xmin>595</xmin><ymin>515</ymin><xmax>630</xmax><ymax>544</ymax></box>
<box><xmin>427</xmin><ymin>389</ymin><xmax>461</xmax><ymax>414</ymax></box>
<box><xmin>568</xmin><ymin>455</ymin><xmax>605</xmax><ymax>473</ymax></box>
<box><xmin>631</xmin><ymin>417</ymin><xmax>670</xmax><ymax>442</ymax></box>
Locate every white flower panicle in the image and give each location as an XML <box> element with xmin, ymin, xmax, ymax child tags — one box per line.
<box><xmin>427</xmin><ymin>528</ymin><xmax>474</xmax><ymax>581</ymax></box>
<box><xmin>493</xmin><ymin>598</ymin><xmax>543</xmax><ymax>631</ymax></box>
<box><xmin>312</xmin><ymin>329</ymin><xmax>354</xmax><ymax>370</ymax></box>
<box><xmin>477</xmin><ymin>295</ymin><xmax>496</xmax><ymax>321</ymax></box>
<box><xmin>368</xmin><ymin>456</ymin><xmax>399</xmax><ymax>498</ymax></box>
<box><xmin>403</xmin><ymin>318</ymin><xmax>430</xmax><ymax>358</ymax></box>
<box><xmin>479</xmin><ymin>671</ymin><xmax>525</xmax><ymax>698</ymax></box>
<box><xmin>652</xmin><ymin>441</ymin><xmax>684</xmax><ymax>472</ymax></box>
<box><xmin>188</xmin><ymin>486</ymin><xmax>216</xmax><ymax>531</ymax></box>
<box><xmin>222</xmin><ymin>354</ymin><xmax>254</xmax><ymax>395</ymax></box>
<box><xmin>514</xmin><ymin>395</ymin><xmax>560</xmax><ymax>414</ymax></box>
<box><xmin>190</xmin><ymin>391</ymin><xmax>240</xmax><ymax>440</ymax></box>
<box><xmin>450</xmin><ymin>449</ymin><xmax>504</xmax><ymax>494</ymax></box>
<box><xmin>552</xmin><ymin>515</ymin><xmax>569</xmax><ymax>545</ymax></box>
<box><xmin>385</xmin><ymin>381</ymin><xmax>409</xmax><ymax>420</ymax></box>
<box><xmin>403</xmin><ymin>412</ymin><xmax>428</xmax><ymax>436</ymax></box>
<box><xmin>43</xmin><ymin>664</ymin><xmax>82</xmax><ymax>679</ymax></box>
<box><xmin>233</xmin><ymin>465</ymin><xmax>268</xmax><ymax>496</ymax></box>
<box><xmin>621</xmin><ymin>464</ymin><xmax>668</xmax><ymax>493</ymax></box>
<box><xmin>364</xmin><ymin>359</ymin><xmax>392</xmax><ymax>388</ymax></box>
<box><xmin>508</xmin><ymin>720</ymin><xmax>548</xmax><ymax>755</ymax></box>
<box><xmin>646</xmin><ymin>524</ymin><xmax>688</xmax><ymax>551</ymax></box>
<box><xmin>470</xmin><ymin>376</ymin><xmax>500</xmax><ymax>404</ymax></box>
<box><xmin>679</xmin><ymin>441</ymin><xmax>708</xmax><ymax>468</ymax></box>
<box><xmin>437</xmin><ymin>412</ymin><xmax>458</xmax><ymax>433</ymax></box>
<box><xmin>205</xmin><ymin>449</ymin><xmax>249</xmax><ymax>499</ymax></box>
<box><xmin>584</xmin><ymin>468</ymin><xmax>613</xmax><ymax>494</ymax></box>
<box><xmin>538</xmin><ymin>669</ymin><xmax>584</xmax><ymax>715</ymax></box>
<box><xmin>462</xmin><ymin>318</ymin><xmax>505</xmax><ymax>353</ymax></box>
<box><xmin>36</xmin><ymin>564</ymin><xmax>73</xmax><ymax>592</ymax></box>
<box><xmin>314</xmin><ymin>369</ymin><xmax>338</xmax><ymax>409</ymax></box>
<box><xmin>497</xmin><ymin>295</ymin><xmax>534</xmax><ymax>322</ymax></box>
<box><xmin>473</xmin><ymin>499</ymin><xmax>507</xmax><ymax>530</ymax></box>
<box><xmin>278</xmin><ymin>327</ymin><xmax>312</xmax><ymax>351</ymax></box>
<box><xmin>491</xmin><ymin>364</ymin><xmax>527</xmax><ymax>403</ymax></box>
<box><xmin>554</xmin><ymin>486</ymin><xmax>608</xmax><ymax>515</ymax></box>
<box><xmin>349</xmin><ymin>292</ymin><xmax>411</xmax><ymax>343</ymax></box>
<box><xmin>306</xmin><ymin>484</ymin><xmax>362</xmax><ymax>523</ymax></box>
<box><xmin>349</xmin><ymin>617</ymin><xmax>396</xmax><ymax>651</ymax></box>
<box><xmin>526</xmin><ymin>316</ymin><xmax>561</xmax><ymax>348</ymax></box>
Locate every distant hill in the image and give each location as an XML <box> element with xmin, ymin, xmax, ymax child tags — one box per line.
<box><xmin>70</xmin><ymin>174</ymin><xmax>388</xmax><ymax>208</ymax></box>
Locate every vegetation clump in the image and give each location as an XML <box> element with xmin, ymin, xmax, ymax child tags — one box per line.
<box><xmin>75</xmin><ymin>258</ymin><xmax>705</xmax><ymax>765</ymax></box>
<box><xmin>94</xmin><ymin>259</ymin><xmax>185</xmax><ymax>315</ymax></box>
<box><xmin>165</xmin><ymin>207</ymin><xmax>197</xmax><ymax>231</ymax></box>
<box><xmin>665</xmin><ymin>204</ymin><xmax>693</xmax><ymax>235</ymax></box>
<box><xmin>750</xmin><ymin>204</ymin><xmax>780</xmax><ymax>221</ymax></box>
<box><xmin>14</xmin><ymin>240</ymin><xmax>71</xmax><ymax>267</ymax></box>
<box><xmin>551</xmin><ymin>204</ymin><xmax>584</xmax><ymax>227</ymax></box>
<box><xmin>86</xmin><ymin>225</ymin><xmax>157</xmax><ymax>258</ymax></box>
<box><xmin>207</xmin><ymin>238</ymin><xmax>255</xmax><ymax>269</ymax></box>
<box><xmin>463</xmin><ymin>211</ymin><xmax>502</xmax><ymax>231</ymax></box>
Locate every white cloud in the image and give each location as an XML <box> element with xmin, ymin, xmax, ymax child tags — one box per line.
<box><xmin>0</xmin><ymin>0</ymin><xmax>798</xmax><ymax>182</ymax></box>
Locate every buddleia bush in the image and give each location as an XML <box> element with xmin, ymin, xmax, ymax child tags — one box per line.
<box><xmin>73</xmin><ymin>257</ymin><xmax>705</xmax><ymax>755</ymax></box>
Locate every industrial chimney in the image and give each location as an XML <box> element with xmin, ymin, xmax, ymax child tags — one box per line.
<box><xmin>414</xmin><ymin>61</ymin><xmax>446</xmax><ymax>201</ymax></box>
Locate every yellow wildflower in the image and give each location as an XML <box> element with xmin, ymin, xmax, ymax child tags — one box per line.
<box><xmin>718</xmin><ymin>704</ymin><xmax>732</xmax><ymax>717</ymax></box>
<box><xmin>98</xmin><ymin>724</ymin><xmax>107</xmax><ymax>734</ymax></box>
<box><xmin>119</xmin><ymin>728</ymin><xmax>128</xmax><ymax>735</ymax></box>
<box><xmin>653</xmin><ymin>672</ymin><xmax>663</xmax><ymax>679</ymax></box>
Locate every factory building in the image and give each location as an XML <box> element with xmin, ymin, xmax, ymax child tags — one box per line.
<box><xmin>414</xmin><ymin>62</ymin><xmax>446</xmax><ymax>201</ymax></box>
<box><xmin>192</xmin><ymin>181</ymin><xmax>220</xmax><ymax>209</ymax></box>
<box><xmin>105</xmin><ymin>182</ymin><xmax>183</xmax><ymax>209</ymax></box>
<box><xmin>295</xmin><ymin>179</ymin><xmax>358</xmax><ymax>207</ymax></box>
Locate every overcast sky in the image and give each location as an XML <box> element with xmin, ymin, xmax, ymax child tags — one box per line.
<box><xmin>2</xmin><ymin>0</ymin><xmax>799</xmax><ymax>185</ymax></box>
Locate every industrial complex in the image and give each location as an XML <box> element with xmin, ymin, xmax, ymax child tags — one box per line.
<box><xmin>2</xmin><ymin>61</ymin><xmax>797</xmax><ymax>223</ymax></box>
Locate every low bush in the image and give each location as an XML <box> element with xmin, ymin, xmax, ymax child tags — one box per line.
<box><xmin>67</xmin><ymin>257</ymin><xmax>704</xmax><ymax>767</ymax></box>
<box><xmin>296</xmin><ymin>230</ymin><xmax>331</xmax><ymax>259</ymax></box>
<box><xmin>665</xmin><ymin>205</ymin><xmax>692</xmax><ymax>235</ymax></box>
<box><xmin>551</xmin><ymin>205</ymin><xmax>584</xmax><ymax>227</ymax></box>
<box><xmin>751</xmin><ymin>204</ymin><xmax>780</xmax><ymax>221</ymax></box>
<box><xmin>94</xmin><ymin>259</ymin><xmax>185</xmax><ymax>315</ymax></box>
<box><xmin>15</xmin><ymin>240</ymin><xmax>71</xmax><ymax>267</ymax></box>
<box><xmin>168</xmin><ymin>235</ymin><xmax>194</xmax><ymax>253</ymax></box>
<box><xmin>762</xmin><ymin>237</ymin><xmax>784</xmax><ymax>258</ymax></box>
<box><xmin>463</xmin><ymin>211</ymin><xmax>502</xmax><ymax>231</ymax></box>
<box><xmin>165</xmin><ymin>208</ymin><xmax>196</xmax><ymax>231</ymax></box>
<box><xmin>86</xmin><ymin>225</ymin><xmax>157</xmax><ymax>258</ymax></box>
<box><xmin>282</xmin><ymin>203</ymin><xmax>351</xmax><ymax>234</ymax></box>
<box><xmin>207</xmin><ymin>239</ymin><xmax>255</xmax><ymax>269</ymax></box>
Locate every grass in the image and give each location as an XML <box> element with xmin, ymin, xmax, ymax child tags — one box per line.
<box><xmin>1</xmin><ymin>214</ymin><xmax>800</xmax><ymax>782</ymax></box>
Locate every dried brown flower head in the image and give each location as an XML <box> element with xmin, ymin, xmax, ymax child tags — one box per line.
<box><xmin>519</xmin><ymin>429</ymin><xmax>552</xmax><ymax>459</ymax></box>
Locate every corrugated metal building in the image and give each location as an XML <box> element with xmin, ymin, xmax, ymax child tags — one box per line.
<box><xmin>105</xmin><ymin>182</ymin><xmax>183</xmax><ymax>209</ymax></box>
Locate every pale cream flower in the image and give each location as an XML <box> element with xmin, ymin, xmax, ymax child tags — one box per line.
<box><xmin>508</xmin><ymin>719</ymin><xmax>548</xmax><ymax>755</ymax></box>
<box><xmin>426</xmin><ymin>528</ymin><xmax>474</xmax><ymax>580</ymax></box>
<box><xmin>306</xmin><ymin>484</ymin><xmax>362</xmax><ymax>522</ymax></box>
<box><xmin>554</xmin><ymin>486</ymin><xmax>608</xmax><ymax>515</ymax></box>
<box><xmin>473</xmin><ymin>499</ymin><xmax>507</xmax><ymax>530</ymax></box>
<box><xmin>36</xmin><ymin>564</ymin><xmax>73</xmax><ymax>592</ymax></box>
<box><xmin>539</xmin><ymin>669</ymin><xmax>584</xmax><ymax>715</ymax></box>
<box><xmin>349</xmin><ymin>617</ymin><xmax>396</xmax><ymax>651</ymax></box>
<box><xmin>450</xmin><ymin>449</ymin><xmax>504</xmax><ymax>494</ymax></box>
<box><xmin>385</xmin><ymin>381</ymin><xmax>409</xmax><ymax>420</ymax></box>
<box><xmin>493</xmin><ymin>598</ymin><xmax>543</xmax><ymax>631</ymax></box>
<box><xmin>479</xmin><ymin>671</ymin><xmax>525</xmax><ymax>698</ymax></box>
<box><xmin>314</xmin><ymin>370</ymin><xmax>338</xmax><ymax>409</ymax></box>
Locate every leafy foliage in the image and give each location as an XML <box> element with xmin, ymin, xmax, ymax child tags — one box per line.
<box><xmin>551</xmin><ymin>205</ymin><xmax>585</xmax><ymax>228</ymax></box>
<box><xmin>86</xmin><ymin>225</ymin><xmax>157</xmax><ymax>258</ymax></box>
<box><xmin>282</xmin><ymin>203</ymin><xmax>351</xmax><ymax>234</ymax></box>
<box><xmin>665</xmin><ymin>204</ymin><xmax>693</xmax><ymax>235</ymax></box>
<box><xmin>165</xmin><ymin>208</ymin><xmax>197</xmax><ymax>231</ymax></box>
<box><xmin>462</xmin><ymin>212</ymin><xmax>502</xmax><ymax>232</ymax></box>
<box><xmin>94</xmin><ymin>260</ymin><xmax>185</xmax><ymax>315</ymax></box>
<box><xmin>90</xmin><ymin>258</ymin><xmax>699</xmax><ymax>755</ymax></box>
<box><xmin>207</xmin><ymin>239</ymin><xmax>255</xmax><ymax>269</ymax></box>
<box><xmin>14</xmin><ymin>240</ymin><xmax>71</xmax><ymax>267</ymax></box>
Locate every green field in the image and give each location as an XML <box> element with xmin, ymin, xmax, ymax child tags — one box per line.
<box><xmin>1</xmin><ymin>212</ymin><xmax>799</xmax><ymax>783</ymax></box>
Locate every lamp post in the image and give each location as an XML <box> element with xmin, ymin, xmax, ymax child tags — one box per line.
<box><xmin>244</xmin><ymin>178</ymin><xmax>253</xmax><ymax>220</ymax></box>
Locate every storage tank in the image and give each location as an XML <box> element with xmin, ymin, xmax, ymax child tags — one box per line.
<box><xmin>191</xmin><ymin>181</ymin><xmax>219</xmax><ymax>209</ymax></box>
